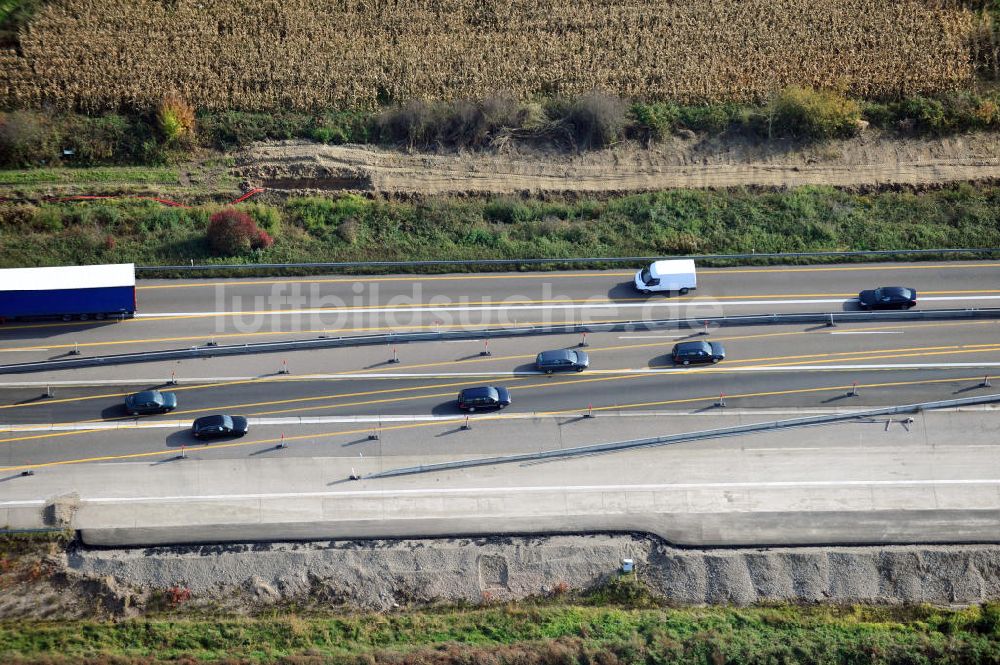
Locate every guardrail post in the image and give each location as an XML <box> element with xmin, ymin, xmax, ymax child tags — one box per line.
<box><xmin>826</xmin><ymin>313</ymin><xmax>836</xmax><ymax>328</ymax></box>
<box><xmin>848</xmin><ymin>382</ymin><xmax>859</xmax><ymax>397</ymax></box>
<box><xmin>579</xmin><ymin>332</ymin><xmax>589</xmax><ymax>347</ymax></box>
<box><xmin>168</xmin><ymin>371</ymin><xmax>178</xmax><ymax>386</ymax></box>
<box><xmin>69</xmin><ymin>342</ymin><xmax>80</xmax><ymax>356</ymax></box>
<box><xmin>716</xmin><ymin>393</ymin><xmax>726</xmax><ymax>408</ymax></box>
<box><xmin>461</xmin><ymin>415</ymin><xmax>471</xmax><ymax>430</ymax></box>
<box><xmin>179</xmin><ymin>446</ymin><xmax>186</xmax><ymax>460</ymax></box>
<box><xmin>278</xmin><ymin>359</ymin><xmax>290</xmax><ymax>375</ymax></box>
<box><xmin>43</xmin><ymin>386</ymin><xmax>52</xmax><ymax>399</ymax></box>
<box><xmin>983</xmin><ymin>375</ymin><xmax>993</xmax><ymax>388</ymax></box>
<box><xmin>480</xmin><ymin>340</ymin><xmax>491</xmax><ymax>357</ymax></box>
<box><xmin>700</xmin><ymin>320</ymin><xmax>710</xmax><ymax>336</ymax></box>
<box><xmin>388</xmin><ymin>345</ymin><xmax>400</xmax><ymax>364</ymax></box>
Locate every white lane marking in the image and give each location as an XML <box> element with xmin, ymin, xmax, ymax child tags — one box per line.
<box><xmin>828</xmin><ymin>331</ymin><xmax>903</xmax><ymax>335</ymax></box>
<box><xmin>1</xmin><ymin>478</ymin><xmax>999</xmax><ymax>507</ymax></box>
<box><xmin>137</xmin><ymin>294</ymin><xmax>1000</xmax><ymax>318</ymax></box>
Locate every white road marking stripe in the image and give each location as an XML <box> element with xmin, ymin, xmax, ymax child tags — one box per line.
<box><xmin>1</xmin><ymin>478</ymin><xmax>999</xmax><ymax>507</ymax></box>
<box><xmin>828</xmin><ymin>331</ymin><xmax>903</xmax><ymax>335</ymax></box>
<box><xmin>137</xmin><ymin>294</ymin><xmax>1000</xmax><ymax>318</ymax></box>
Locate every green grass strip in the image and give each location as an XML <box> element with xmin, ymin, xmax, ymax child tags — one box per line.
<box><xmin>0</xmin><ymin>166</ymin><xmax>179</xmax><ymax>186</ymax></box>
<box><xmin>1</xmin><ymin>184</ymin><xmax>1000</xmax><ymax>273</ymax></box>
<box><xmin>0</xmin><ymin>603</ymin><xmax>996</xmax><ymax>664</ymax></box>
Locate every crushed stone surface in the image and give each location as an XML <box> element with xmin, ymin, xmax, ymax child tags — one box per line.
<box><xmin>57</xmin><ymin>534</ymin><xmax>1000</xmax><ymax>613</ymax></box>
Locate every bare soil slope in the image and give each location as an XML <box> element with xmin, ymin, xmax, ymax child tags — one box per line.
<box><xmin>237</xmin><ymin>131</ymin><xmax>1000</xmax><ymax>196</ymax></box>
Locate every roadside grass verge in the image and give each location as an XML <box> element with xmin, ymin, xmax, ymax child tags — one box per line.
<box><xmin>0</xmin><ymin>602</ymin><xmax>996</xmax><ymax>664</ymax></box>
<box><xmin>2</xmin><ymin>184</ymin><xmax>1000</xmax><ymax>274</ymax></box>
<box><xmin>0</xmin><ymin>166</ymin><xmax>180</xmax><ymax>186</ymax></box>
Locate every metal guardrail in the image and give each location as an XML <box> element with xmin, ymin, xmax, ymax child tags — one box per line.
<box><xmin>3</xmin><ymin>307</ymin><xmax>999</xmax><ymax>375</ymax></box>
<box><xmin>366</xmin><ymin>393</ymin><xmax>1000</xmax><ymax>479</ymax></box>
<box><xmin>136</xmin><ymin>247</ymin><xmax>1000</xmax><ymax>273</ymax></box>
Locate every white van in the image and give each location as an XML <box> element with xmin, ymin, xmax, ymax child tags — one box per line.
<box><xmin>634</xmin><ymin>259</ymin><xmax>697</xmax><ymax>295</ymax></box>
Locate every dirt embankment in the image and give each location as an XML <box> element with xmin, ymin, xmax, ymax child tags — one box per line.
<box><xmin>236</xmin><ymin>131</ymin><xmax>1000</xmax><ymax>197</ymax></box>
<box><xmin>3</xmin><ymin>535</ymin><xmax>996</xmax><ymax>618</ymax></box>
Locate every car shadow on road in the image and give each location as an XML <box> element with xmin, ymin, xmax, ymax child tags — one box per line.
<box><xmin>100</xmin><ymin>405</ymin><xmax>130</xmax><ymax>420</ymax></box>
<box><xmin>165</xmin><ymin>430</ymin><xmax>200</xmax><ymax>448</ymax></box>
<box><xmin>431</xmin><ymin>402</ymin><xmax>464</xmax><ymax>416</ymax></box>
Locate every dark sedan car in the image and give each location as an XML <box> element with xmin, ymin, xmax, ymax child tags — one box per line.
<box><xmin>858</xmin><ymin>286</ymin><xmax>917</xmax><ymax>310</ymax></box>
<box><xmin>535</xmin><ymin>349</ymin><xmax>590</xmax><ymax>374</ymax></box>
<box><xmin>671</xmin><ymin>340</ymin><xmax>726</xmax><ymax>365</ymax></box>
<box><xmin>124</xmin><ymin>390</ymin><xmax>177</xmax><ymax>416</ymax></box>
<box><xmin>192</xmin><ymin>414</ymin><xmax>249</xmax><ymax>440</ymax></box>
<box><xmin>457</xmin><ymin>386</ymin><xmax>511</xmax><ymax>412</ymax></box>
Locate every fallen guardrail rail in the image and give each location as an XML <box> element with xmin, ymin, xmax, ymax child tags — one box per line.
<box><xmin>137</xmin><ymin>247</ymin><xmax>1000</xmax><ymax>273</ymax></box>
<box><xmin>365</xmin><ymin>393</ymin><xmax>1000</xmax><ymax>479</ymax></box>
<box><xmin>3</xmin><ymin>307</ymin><xmax>999</xmax><ymax>375</ymax></box>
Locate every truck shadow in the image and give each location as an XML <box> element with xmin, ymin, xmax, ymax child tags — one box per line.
<box><xmin>0</xmin><ymin>319</ymin><xmax>119</xmax><ymax>343</ymax></box>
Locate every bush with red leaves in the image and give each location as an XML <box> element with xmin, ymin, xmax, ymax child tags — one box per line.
<box><xmin>206</xmin><ymin>209</ymin><xmax>274</xmax><ymax>255</ymax></box>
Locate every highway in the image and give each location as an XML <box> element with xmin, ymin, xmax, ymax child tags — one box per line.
<box><xmin>0</xmin><ymin>260</ymin><xmax>998</xmax><ymax>546</ymax></box>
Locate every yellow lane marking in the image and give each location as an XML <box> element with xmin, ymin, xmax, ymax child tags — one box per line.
<box><xmin>0</xmin><ymin>371</ymin><xmax>991</xmax><ymax>472</ymax></box>
<box><xmin>134</xmin><ymin>262</ymin><xmax>1000</xmax><ymax>291</ymax></box>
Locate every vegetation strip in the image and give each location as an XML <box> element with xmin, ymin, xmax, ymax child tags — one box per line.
<box><xmin>0</xmin><ymin>601</ymin><xmax>997</xmax><ymax>664</ymax></box>
<box><xmin>3</xmin><ymin>184</ymin><xmax>1000</xmax><ymax>274</ymax></box>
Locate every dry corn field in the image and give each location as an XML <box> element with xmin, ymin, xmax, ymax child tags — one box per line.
<box><xmin>0</xmin><ymin>0</ymin><xmax>981</xmax><ymax>111</ymax></box>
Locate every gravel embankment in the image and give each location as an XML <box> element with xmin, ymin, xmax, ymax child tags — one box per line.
<box><xmin>65</xmin><ymin>535</ymin><xmax>1000</xmax><ymax>612</ymax></box>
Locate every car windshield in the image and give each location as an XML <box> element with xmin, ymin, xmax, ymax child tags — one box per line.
<box><xmin>640</xmin><ymin>267</ymin><xmax>652</xmax><ymax>284</ymax></box>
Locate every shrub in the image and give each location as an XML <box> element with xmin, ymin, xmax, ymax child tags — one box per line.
<box><xmin>376</xmin><ymin>95</ymin><xmax>523</xmax><ymax>148</ymax></box>
<box><xmin>771</xmin><ymin>86</ymin><xmax>862</xmax><ymax>140</ymax></box>
<box><xmin>677</xmin><ymin>105</ymin><xmax>733</xmax><ymax>134</ymax></box>
<box><xmin>377</xmin><ymin>99</ymin><xmax>437</xmax><ymax>147</ymax></box>
<box><xmin>630</xmin><ymin>102</ymin><xmax>680</xmax><ymax>142</ymax></box>
<box><xmin>157</xmin><ymin>92</ymin><xmax>196</xmax><ymax>144</ymax></box>
<box><xmin>0</xmin><ymin>111</ymin><xmax>59</xmax><ymax>167</ymax></box>
<box><xmin>484</xmin><ymin>197</ymin><xmax>532</xmax><ymax>224</ymax></box>
<box><xmin>562</xmin><ymin>91</ymin><xmax>628</xmax><ymax>148</ymax></box>
<box><xmin>206</xmin><ymin>209</ymin><xmax>273</xmax><ymax>255</ymax></box>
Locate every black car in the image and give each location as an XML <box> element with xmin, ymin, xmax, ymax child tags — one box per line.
<box><xmin>858</xmin><ymin>286</ymin><xmax>917</xmax><ymax>310</ymax></box>
<box><xmin>457</xmin><ymin>386</ymin><xmax>511</xmax><ymax>412</ymax></box>
<box><xmin>191</xmin><ymin>414</ymin><xmax>249</xmax><ymax>440</ymax></box>
<box><xmin>535</xmin><ymin>349</ymin><xmax>590</xmax><ymax>374</ymax></box>
<box><xmin>124</xmin><ymin>389</ymin><xmax>177</xmax><ymax>416</ymax></box>
<box><xmin>671</xmin><ymin>340</ymin><xmax>726</xmax><ymax>365</ymax></box>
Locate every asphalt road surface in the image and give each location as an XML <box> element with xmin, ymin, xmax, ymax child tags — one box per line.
<box><xmin>2</xmin><ymin>261</ymin><xmax>999</xmax><ymax>363</ymax></box>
